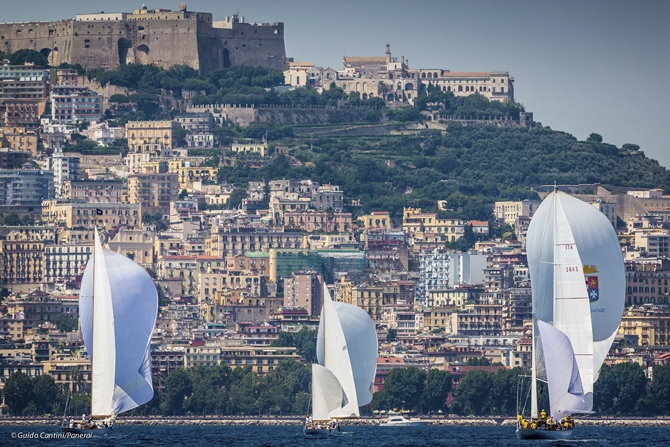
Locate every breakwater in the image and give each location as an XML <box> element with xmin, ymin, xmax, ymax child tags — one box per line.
<box><xmin>2</xmin><ymin>416</ymin><xmax>670</xmax><ymax>427</ymax></box>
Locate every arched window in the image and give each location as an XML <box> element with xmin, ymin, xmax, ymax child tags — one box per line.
<box><xmin>633</xmin><ymin>287</ymin><xmax>638</xmax><ymax>293</ymax></box>
<box><xmin>458</xmin><ymin>86</ymin><xmax>462</xmax><ymax>92</ymax></box>
<box><xmin>421</xmin><ymin>73</ymin><xmax>426</xmax><ymax>78</ymax></box>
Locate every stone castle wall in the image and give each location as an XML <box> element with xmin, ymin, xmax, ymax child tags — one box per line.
<box><xmin>0</xmin><ymin>12</ymin><xmax>286</xmax><ymax>73</ymax></box>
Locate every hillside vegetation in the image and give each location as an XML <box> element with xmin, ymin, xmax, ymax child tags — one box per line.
<box><xmin>220</xmin><ymin>124</ymin><xmax>668</xmax><ymax>220</ymax></box>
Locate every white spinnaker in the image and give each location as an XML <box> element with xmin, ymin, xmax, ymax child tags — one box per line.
<box><xmin>311</xmin><ymin>364</ymin><xmax>347</xmax><ymax>421</ymax></box>
<box><xmin>528</xmin><ymin>192</ymin><xmax>625</xmax><ymax>384</ymax></box>
<box><xmin>552</xmin><ymin>195</ymin><xmax>594</xmax><ymax>409</ymax></box>
<box><xmin>333</xmin><ymin>301</ymin><xmax>378</xmax><ymax>407</ymax></box>
<box><xmin>316</xmin><ymin>287</ymin><xmax>359</xmax><ymax>417</ymax></box>
<box><xmin>537</xmin><ymin>321</ymin><xmax>587</xmax><ymax>421</ymax></box>
<box><xmin>88</xmin><ymin>230</ymin><xmax>116</xmax><ymax>417</ymax></box>
<box><xmin>558</xmin><ymin>192</ymin><xmax>625</xmax><ymax>380</ymax></box>
<box><xmin>80</xmin><ymin>235</ymin><xmax>158</xmax><ymax>415</ymax></box>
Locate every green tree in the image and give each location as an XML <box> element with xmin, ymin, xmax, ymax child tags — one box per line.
<box><xmin>490</xmin><ymin>367</ymin><xmax>521</xmax><ymax>415</ymax></box>
<box><xmin>614</xmin><ymin>362</ymin><xmax>647</xmax><ymax>414</ymax></box>
<box><xmin>594</xmin><ymin>365</ymin><xmax>618</xmax><ymax>414</ymax></box>
<box><xmin>8</xmin><ymin>49</ymin><xmax>49</xmax><ymax>67</ymax></box>
<box><xmin>421</xmin><ymin>369</ymin><xmax>452</xmax><ymax>412</ymax></box>
<box><xmin>453</xmin><ymin>369</ymin><xmax>491</xmax><ymax>415</ymax></box>
<box><xmin>270</xmin><ymin>331</ymin><xmax>294</xmax><ymax>348</ymax></box>
<box><xmin>31</xmin><ymin>374</ymin><xmax>60</xmax><ymax>414</ymax></box>
<box><xmin>587</xmin><ymin>133</ymin><xmax>603</xmax><ymax>143</ymax></box>
<box><xmin>381</xmin><ymin>367</ymin><xmax>427</xmax><ymax>411</ymax></box>
<box><xmin>54</xmin><ymin>315</ymin><xmax>79</xmax><ymax>332</ymax></box>
<box><xmin>164</xmin><ymin>368</ymin><xmax>192</xmax><ymax>415</ymax></box>
<box><xmin>650</xmin><ymin>364</ymin><xmax>670</xmax><ymax>415</ymax></box>
<box><xmin>3</xmin><ymin>213</ymin><xmax>22</xmax><ymax>225</ymax></box>
<box><xmin>227</xmin><ymin>188</ymin><xmax>248</xmax><ymax>210</ymax></box>
<box><xmin>3</xmin><ymin>372</ymin><xmax>33</xmax><ymax>415</ymax></box>
<box><xmin>68</xmin><ymin>395</ymin><xmax>90</xmax><ymax>416</ymax></box>
<box><xmin>293</xmin><ymin>328</ymin><xmax>317</xmax><ymax>364</ymax></box>
<box><xmin>386</xmin><ymin>328</ymin><xmax>397</xmax><ymax>342</ymax></box>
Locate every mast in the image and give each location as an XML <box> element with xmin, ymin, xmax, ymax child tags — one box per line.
<box><xmin>90</xmin><ymin>227</ymin><xmax>96</xmax><ymax>418</ymax></box>
<box><xmin>530</xmin><ymin>315</ymin><xmax>538</xmax><ymax>418</ymax></box>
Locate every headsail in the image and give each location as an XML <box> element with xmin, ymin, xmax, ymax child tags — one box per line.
<box><xmin>80</xmin><ymin>231</ymin><xmax>158</xmax><ymax>415</ymax></box>
<box><xmin>311</xmin><ymin>364</ymin><xmax>347</xmax><ymax>421</ymax></box>
<box><xmin>88</xmin><ymin>230</ymin><xmax>116</xmax><ymax>417</ymax></box>
<box><xmin>316</xmin><ymin>287</ymin><xmax>378</xmax><ymax>416</ymax></box>
<box><xmin>537</xmin><ymin>321</ymin><xmax>587</xmax><ymax>421</ymax></box>
<box><xmin>552</xmin><ymin>194</ymin><xmax>594</xmax><ymax>409</ymax></box>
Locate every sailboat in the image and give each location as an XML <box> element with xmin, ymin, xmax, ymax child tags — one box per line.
<box><xmin>304</xmin><ymin>285</ymin><xmax>378</xmax><ymax>434</ymax></box>
<box><xmin>61</xmin><ymin>229</ymin><xmax>158</xmax><ymax>433</ymax></box>
<box><xmin>517</xmin><ymin>191</ymin><xmax>625</xmax><ymax>440</ymax></box>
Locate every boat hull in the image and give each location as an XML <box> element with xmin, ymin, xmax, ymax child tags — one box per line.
<box><xmin>516</xmin><ymin>428</ymin><xmax>574</xmax><ymax>440</ymax></box>
<box><xmin>381</xmin><ymin>421</ymin><xmax>428</xmax><ymax>427</ymax></box>
<box><xmin>304</xmin><ymin>428</ymin><xmax>332</xmax><ymax>435</ymax></box>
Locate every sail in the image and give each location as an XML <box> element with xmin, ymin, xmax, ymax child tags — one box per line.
<box><xmin>537</xmin><ymin>321</ymin><xmax>587</xmax><ymax>421</ymax></box>
<box><xmin>558</xmin><ymin>193</ymin><xmax>625</xmax><ymax>380</ymax></box>
<box><xmin>528</xmin><ymin>192</ymin><xmax>625</xmax><ymax>384</ymax></box>
<box><xmin>88</xmin><ymin>230</ymin><xmax>116</xmax><ymax>417</ymax></box>
<box><xmin>311</xmin><ymin>364</ymin><xmax>347</xmax><ymax>421</ymax></box>
<box><xmin>80</xmin><ymin>232</ymin><xmax>158</xmax><ymax>415</ymax></box>
<box><xmin>316</xmin><ymin>287</ymin><xmax>378</xmax><ymax>415</ymax></box>
<box><xmin>552</xmin><ymin>195</ymin><xmax>594</xmax><ymax>408</ymax></box>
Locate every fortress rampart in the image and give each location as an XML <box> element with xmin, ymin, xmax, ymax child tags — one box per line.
<box><xmin>0</xmin><ymin>6</ymin><xmax>286</xmax><ymax>73</ymax></box>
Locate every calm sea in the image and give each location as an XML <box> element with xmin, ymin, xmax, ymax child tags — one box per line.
<box><xmin>1</xmin><ymin>425</ymin><xmax>669</xmax><ymax>446</ymax></box>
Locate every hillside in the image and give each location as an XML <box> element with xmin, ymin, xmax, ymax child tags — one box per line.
<box><xmin>218</xmin><ymin>123</ymin><xmax>670</xmax><ymax>220</ymax></box>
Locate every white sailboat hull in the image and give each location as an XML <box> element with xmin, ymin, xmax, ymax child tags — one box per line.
<box><xmin>380</xmin><ymin>420</ymin><xmax>428</xmax><ymax>427</ymax></box>
<box><xmin>516</xmin><ymin>428</ymin><xmax>574</xmax><ymax>440</ymax></box>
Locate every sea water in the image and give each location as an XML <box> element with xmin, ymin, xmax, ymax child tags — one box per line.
<box><xmin>1</xmin><ymin>425</ymin><xmax>669</xmax><ymax>446</ymax></box>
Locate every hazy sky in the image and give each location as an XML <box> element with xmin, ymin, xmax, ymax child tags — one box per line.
<box><xmin>4</xmin><ymin>1</ymin><xmax>670</xmax><ymax>166</ymax></box>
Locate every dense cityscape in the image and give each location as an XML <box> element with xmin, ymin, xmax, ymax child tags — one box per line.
<box><xmin>0</xmin><ymin>4</ymin><xmax>669</xmax><ymax>424</ymax></box>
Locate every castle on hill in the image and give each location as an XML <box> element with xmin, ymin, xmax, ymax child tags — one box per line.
<box><xmin>0</xmin><ymin>4</ymin><xmax>286</xmax><ymax>73</ymax></box>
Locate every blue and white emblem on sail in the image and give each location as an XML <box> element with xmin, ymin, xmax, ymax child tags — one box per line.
<box><xmin>586</xmin><ymin>276</ymin><xmax>599</xmax><ymax>303</ymax></box>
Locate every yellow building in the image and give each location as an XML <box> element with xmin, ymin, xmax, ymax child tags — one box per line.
<box><xmin>126</xmin><ymin>120</ymin><xmax>179</xmax><ymax>154</ymax></box>
<box><xmin>347</xmin><ymin>282</ymin><xmax>400</xmax><ymax>321</ymax></box>
<box><xmin>0</xmin><ymin>127</ymin><xmax>39</xmax><ymax>157</ymax></box>
<box><xmin>177</xmin><ymin>166</ymin><xmax>217</xmax><ymax>190</ymax></box>
<box><xmin>43</xmin><ymin>358</ymin><xmax>91</xmax><ymax>394</ymax></box>
<box><xmin>618</xmin><ymin>308</ymin><xmax>670</xmax><ymax>346</ymax></box>
<box><xmin>199</xmin><ymin>270</ymin><xmax>265</xmax><ymax>303</ymax></box>
<box><xmin>231</xmin><ymin>141</ymin><xmax>267</xmax><ymax>157</ymax></box>
<box><xmin>360</xmin><ymin>211</ymin><xmax>392</xmax><ymax>230</ymax></box>
<box><xmin>184</xmin><ymin>346</ymin><xmax>222</xmax><ymax>368</ymax></box>
<box><xmin>221</xmin><ymin>344</ymin><xmax>300</xmax><ymax>374</ymax></box>
<box><xmin>42</xmin><ymin>200</ymin><xmax>142</xmax><ymax>231</ymax></box>
<box><xmin>402</xmin><ymin>207</ymin><xmax>465</xmax><ymax>250</ymax></box>
<box><xmin>424</xmin><ymin>306</ymin><xmax>456</xmax><ymax>333</ymax></box>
